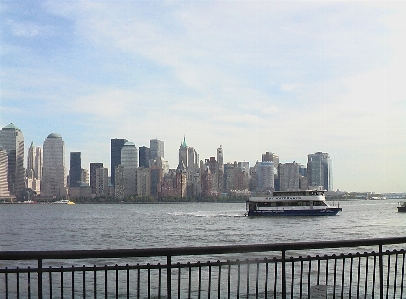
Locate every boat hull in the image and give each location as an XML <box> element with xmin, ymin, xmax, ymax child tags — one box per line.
<box><xmin>398</xmin><ymin>206</ymin><xmax>406</xmax><ymax>213</ymax></box>
<box><xmin>247</xmin><ymin>208</ymin><xmax>342</xmax><ymax>217</ymax></box>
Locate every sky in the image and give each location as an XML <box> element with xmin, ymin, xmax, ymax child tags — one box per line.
<box><xmin>1</xmin><ymin>1</ymin><xmax>405</xmax><ymax>193</ymax></box>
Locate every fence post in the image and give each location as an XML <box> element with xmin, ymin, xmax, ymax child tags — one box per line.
<box><xmin>282</xmin><ymin>250</ymin><xmax>286</xmax><ymax>299</ymax></box>
<box><xmin>38</xmin><ymin>259</ymin><xmax>43</xmax><ymax>299</ymax></box>
<box><xmin>379</xmin><ymin>244</ymin><xmax>383</xmax><ymax>299</ymax></box>
<box><xmin>167</xmin><ymin>255</ymin><xmax>172</xmax><ymax>299</ymax></box>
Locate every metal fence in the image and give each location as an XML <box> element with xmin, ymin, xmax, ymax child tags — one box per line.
<box><xmin>0</xmin><ymin>237</ymin><xmax>405</xmax><ymax>299</ymax></box>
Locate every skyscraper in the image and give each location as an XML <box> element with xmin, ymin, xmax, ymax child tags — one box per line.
<box><xmin>279</xmin><ymin>162</ymin><xmax>300</xmax><ymax>191</ymax></box>
<box><xmin>150</xmin><ymin>139</ymin><xmax>164</xmax><ymax>159</ymax></box>
<box><xmin>217</xmin><ymin>146</ymin><xmax>224</xmax><ymax>172</ymax></box>
<box><xmin>95</xmin><ymin>167</ymin><xmax>109</xmax><ymax>196</ymax></box>
<box><xmin>178</xmin><ymin>137</ymin><xmax>188</xmax><ymax>169</ymax></box>
<box><xmin>111</xmin><ymin>138</ymin><xmax>128</xmax><ymax>186</ymax></box>
<box><xmin>26</xmin><ymin>142</ymin><xmax>42</xmax><ymax>194</ymax></box>
<box><xmin>26</xmin><ymin>142</ymin><xmax>42</xmax><ymax>181</ymax></box>
<box><xmin>307</xmin><ymin>152</ymin><xmax>332</xmax><ymax>191</ymax></box>
<box><xmin>0</xmin><ymin>123</ymin><xmax>25</xmax><ymax>199</ymax></box>
<box><xmin>121</xmin><ymin>142</ymin><xmax>138</xmax><ymax>168</ymax></box>
<box><xmin>69</xmin><ymin>152</ymin><xmax>82</xmax><ymax>187</ymax></box>
<box><xmin>42</xmin><ymin>133</ymin><xmax>66</xmax><ymax>198</ymax></box>
<box><xmin>90</xmin><ymin>163</ymin><xmax>103</xmax><ymax>194</ymax></box>
<box><xmin>256</xmin><ymin>161</ymin><xmax>274</xmax><ymax>192</ymax></box>
<box><xmin>139</xmin><ymin>146</ymin><xmax>150</xmax><ymax>168</ymax></box>
<box><xmin>0</xmin><ymin>147</ymin><xmax>11</xmax><ymax>198</ymax></box>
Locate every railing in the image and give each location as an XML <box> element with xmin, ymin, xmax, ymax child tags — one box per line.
<box><xmin>0</xmin><ymin>237</ymin><xmax>405</xmax><ymax>299</ymax></box>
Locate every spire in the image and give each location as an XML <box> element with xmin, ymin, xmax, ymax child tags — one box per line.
<box><xmin>181</xmin><ymin>135</ymin><xmax>187</xmax><ymax>148</ymax></box>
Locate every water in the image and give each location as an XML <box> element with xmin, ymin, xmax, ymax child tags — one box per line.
<box><xmin>0</xmin><ymin>200</ymin><xmax>404</xmax><ymax>252</ymax></box>
<box><xmin>0</xmin><ymin>200</ymin><xmax>405</xmax><ymax>298</ymax></box>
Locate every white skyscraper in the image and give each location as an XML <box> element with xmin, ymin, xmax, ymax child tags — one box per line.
<box><xmin>0</xmin><ymin>123</ymin><xmax>25</xmax><ymax>199</ymax></box>
<box><xmin>121</xmin><ymin>142</ymin><xmax>138</xmax><ymax>168</ymax></box>
<box><xmin>0</xmin><ymin>147</ymin><xmax>11</xmax><ymax>198</ymax></box>
<box><xmin>42</xmin><ymin>133</ymin><xmax>66</xmax><ymax>198</ymax></box>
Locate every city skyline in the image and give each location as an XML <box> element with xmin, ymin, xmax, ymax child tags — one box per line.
<box><xmin>1</xmin><ymin>2</ymin><xmax>405</xmax><ymax>193</ymax></box>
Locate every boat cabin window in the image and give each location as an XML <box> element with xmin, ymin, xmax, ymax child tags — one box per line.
<box><xmin>313</xmin><ymin>201</ymin><xmax>327</xmax><ymax>206</ymax></box>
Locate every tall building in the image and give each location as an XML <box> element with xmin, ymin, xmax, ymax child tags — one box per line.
<box><xmin>256</xmin><ymin>161</ymin><xmax>274</xmax><ymax>192</ymax></box>
<box><xmin>150</xmin><ymin>139</ymin><xmax>164</xmax><ymax>159</ymax></box>
<box><xmin>81</xmin><ymin>168</ymin><xmax>89</xmax><ymax>185</ymax></box>
<box><xmin>69</xmin><ymin>152</ymin><xmax>82</xmax><ymax>187</ymax></box>
<box><xmin>42</xmin><ymin>133</ymin><xmax>66</xmax><ymax>198</ymax></box>
<box><xmin>26</xmin><ymin>142</ymin><xmax>42</xmax><ymax>194</ymax></box>
<box><xmin>119</xmin><ymin>142</ymin><xmax>138</xmax><ymax>197</ymax></box>
<box><xmin>217</xmin><ymin>146</ymin><xmax>224</xmax><ymax>172</ymax></box>
<box><xmin>307</xmin><ymin>152</ymin><xmax>332</xmax><ymax>191</ymax></box>
<box><xmin>0</xmin><ymin>147</ymin><xmax>11</xmax><ymax>198</ymax></box>
<box><xmin>90</xmin><ymin>163</ymin><xmax>103</xmax><ymax>194</ymax></box>
<box><xmin>139</xmin><ymin>146</ymin><xmax>150</xmax><ymax>168</ymax></box>
<box><xmin>0</xmin><ymin>123</ymin><xmax>25</xmax><ymax>199</ymax></box>
<box><xmin>26</xmin><ymin>142</ymin><xmax>42</xmax><ymax>181</ymax></box>
<box><xmin>178</xmin><ymin>137</ymin><xmax>188</xmax><ymax>169</ymax></box>
<box><xmin>95</xmin><ymin>167</ymin><xmax>109</xmax><ymax>196</ymax></box>
<box><xmin>121</xmin><ymin>142</ymin><xmax>138</xmax><ymax>168</ymax></box>
<box><xmin>111</xmin><ymin>138</ymin><xmax>128</xmax><ymax>186</ymax></box>
<box><xmin>279</xmin><ymin>162</ymin><xmax>300</xmax><ymax>191</ymax></box>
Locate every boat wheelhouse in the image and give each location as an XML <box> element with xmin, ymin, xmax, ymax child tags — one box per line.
<box><xmin>246</xmin><ymin>190</ymin><xmax>342</xmax><ymax>216</ymax></box>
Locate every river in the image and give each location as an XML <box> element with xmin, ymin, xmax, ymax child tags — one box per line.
<box><xmin>0</xmin><ymin>199</ymin><xmax>404</xmax><ymax>252</ymax></box>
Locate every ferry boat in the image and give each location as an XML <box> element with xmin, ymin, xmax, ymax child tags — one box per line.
<box><xmin>246</xmin><ymin>190</ymin><xmax>342</xmax><ymax>216</ymax></box>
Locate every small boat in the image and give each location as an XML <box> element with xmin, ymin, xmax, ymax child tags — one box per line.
<box><xmin>246</xmin><ymin>190</ymin><xmax>342</xmax><ymax>216</ymax></box>
<box><xmin>53</xmin><ymin>199</ymin><xmax>75</xmax><ymax>205</ymax></box>
<box><xmin>397</xmin><ymin>202</ymin><xmax>406</xmax><ymax>213</ymax></box>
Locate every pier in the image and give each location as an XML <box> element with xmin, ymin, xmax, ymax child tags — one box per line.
<box><xmin>1</xmin><ymin>237</ymin><xmax>405</xmax><ymax>298</ymax></box>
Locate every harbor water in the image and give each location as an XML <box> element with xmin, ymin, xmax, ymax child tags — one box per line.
<box><xmin>0</xmin><ymin>199</ymin><xmax>405</xmax><ymax>298</ymax></box>
<box><xmin>0</xmin><ymin>199</ymin><xmax>404</xmax><ymax>252</ymax></box>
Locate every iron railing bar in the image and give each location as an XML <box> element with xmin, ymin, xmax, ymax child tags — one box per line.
<box><xmin>364</xmin><ymin>253</ymin><xmax>369</xmax><ymax>299</ymax></box>
<box><xmin>115</xmin><ymin>264</ymin><xmax>119</xmax><ymax>299</ymax></box>
<box><xmin>126</xmin><ymin>264</ymin><xmax>129</xmax><ymax>299</ymax></box>
<box><xmin>341</xmin><ymin>256</ymin><xmax>345</xmax><ymax>299</ymax></box>
<box><xmin>5</xmin><ymin>267</ymin><xmax>8</xmax><ymax>299</ymax></box>
<box><xmin>236</xmin><ymin>260</ymin><xmax>240</xmax><ymax>299</ymax></box>
<box><xmin>167</xmin><ymin>256</ymin><xmax>171</xmax><ymax>299</ymax></box>
<box><xmin>307</xmin><ymin>258</ymin><xmax>311</xmax><ymax>298</ymax></box>
<box><xmin>82</xmin><ymin>265</ymin><xmax>86</xmax><ymax>299</ymax></box>
<box><xmin>246</xmin><ymin>260</ymin><xmax>249</xmax><ymax>299</ymax></box>
<box><xmin>2</xmin><ymin>237</ymin><xmax>405</xmax><ymax>261</ymax></box>
<box><xmin>385</xmin><ymin>253</ymin><xmax>390</xmax><ymax>299</ymax></box>
<box><xmin>356</xmin><ymin>253</ymin><xmax>361</xmax><ymax>299</ymax></box>
<box><xmin>379</xmin><ymin>244</ymin><xmax>383</xmax><ymax>299</ymax></box>
<box><xmin>400</xmin><ymin>251</ymin><xmax>405</xmax><ymax>299</ymax></box>
<box><xmin>72</xmin><ymin>265</ymin><xmax>75</xmax><ymax>299</ymax></box>
<box><xmin>1</xmin><ymin>249</ymin><xmax>400</xmax><ymax>275</ymax></box>
<box><xmin>349</xmin><ymin>253</ymin><xmax>353</xmax><ymax>299</ymax></box>
<box><xmin>393</xmin><ymin>252</ymin><xmax>398</xmax><ymax>299</ymax></box>
<box><xmin>218</xmin><ymin>261</ymin><xmax>221</xmax><ymax>299</ymax></box>
<box><xmin>177</xmin><ymin>263</ymin><xmax>181</xmax><ymax>299</ymax></box>
<box><xmin>299</xmin><ymin>259</ymin><xmax>303</xmax><ymax>299</ymax></box>
<box><xmin>264</xmin><ymin>259</ymin><xmax>268</xmax><ymax>299</ymax></box>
